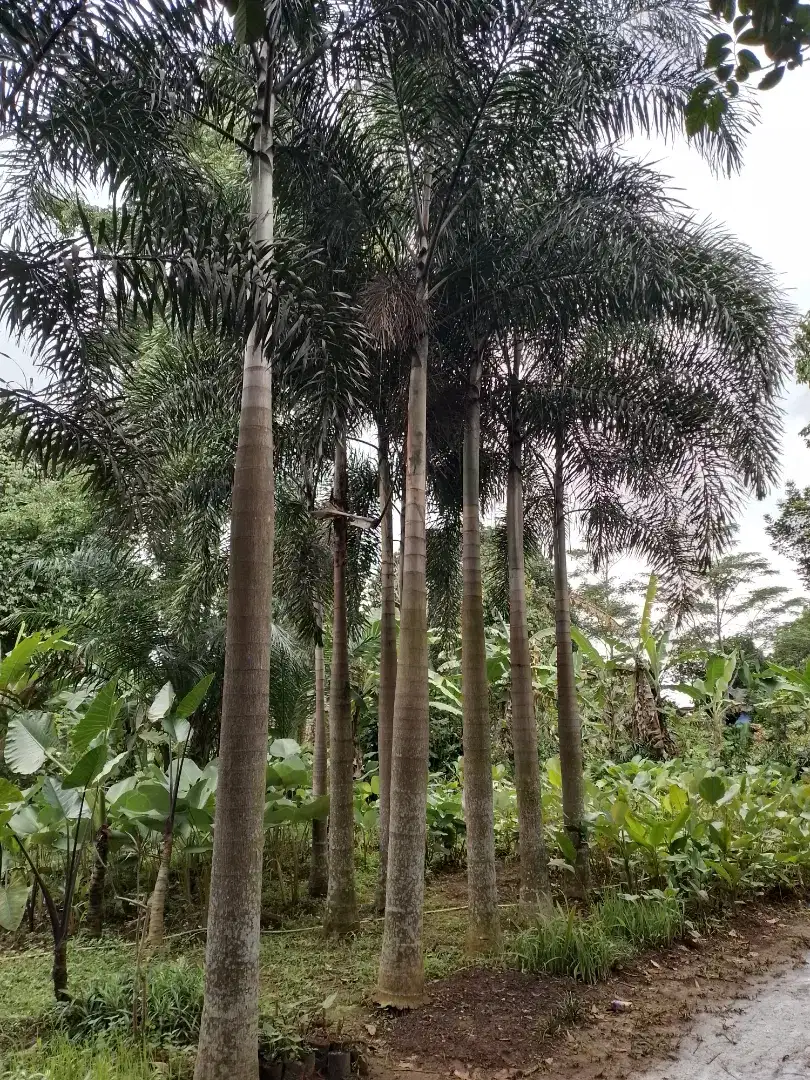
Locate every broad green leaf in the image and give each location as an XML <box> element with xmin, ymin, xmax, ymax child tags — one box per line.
<box><xmin>175</xmin><ymin>759</ymin><xmax>203</xmax><ymax>798</ymax></box>
<box><xmin>43</xmin><ymin>775</ymin><xmax>85</xmax><ymax>819</ymax></box>
<box><xmin>0</xmin><ymin>632</ymin><xmax>42</xmax><ymax>687</ymax></box>
<box><xmin>370</xmin><ymin>774</ymin><xmax>380</xmax><ymax>796</ymax></box>
<box><xmin>623</xmin><ymin>812</ymin><xmax>652</xmax><ymax>848</ymax></box>
<box><xmin>107</xmin><ymin>775</ymin><xmax>138</xmax><ymax>805</ymax></box>
<box><xmin>610</xmin><ymin>799</ymin><xmax>629</xmax><ymax>825</ymax></box>
<box><xmin>162</xmin><ymin>715</ymin><xmax>191</xmax><ymax>746</ymax></box>
<box><xmin>8</xmin><ymin>805</ymin><xmax>41</xmax><ymax>836</ymax></box>
<box><xmin>4</xmin><ymin>712</ymin><xmax>55</xmax><ymax>775</ymax></box>
<box><xmin>148</xmin><ymin>681</ymin><xmax>175</xmax><ymax>722</ymax></box>
<box><xmin>268</xmin><ymin>755</ymin><xmax>308</xmax><ymax>789</ymax></box>
<box><xmin>667</xmin><ymin>806</ymin><xmax>692</xmax><ymax>842</ymax></box>
<box><xmin>63</xmin><ymin>744</ymin><xmax>108</xmax><ymax>790</ymax></box>
<box><xmin>699</xmin><ymin>774</ymin><xmax>727</xmax><ymax>806</ymax></box>
<box><xmin>0</xmin><ymin>880</ymin><xmax>29</xmax><ymax>931</ymax></box>
<box><xmin>137</xmin><ymin>783</ymin><xmax>172</xmax><ymax>817</ymax></box>
<box><xmin>0</xmin><ymin>778</ymin><xmax>23</xmax><ymax>807</ymax></box>
<box><xmin>95</xmin><ymin>751</ymin><xmax>129</xmax><ymax>785</ymax></box>
<box><xmin>295</xmin><ymin>795</ymin><xmax>330</xmax><ymax>821</ymax></box>
<box><xmin>570</xmin><ymin>626</ymin><xmax>603</xmax><ymax>668</ymax></box>
<box><xmin>264</xmin><ymin>800</ymin><xmax>299</xmax><ymax>826</ymax></box>
<box><xmin>72</xmin><ymin>680</ymin><xmax>118</xmax><ymax>753</ymax></box>
<box><xmin>429</xmin><ymin>700</ymin><xmax>463</xmax><ymax>716</ymax></box>
<box><xmin>174</xmin><ymin>674</ymin><xmax>214</xmax><ymax>719</ymax></box>
<box><xmin>555</xmin><ymin>830</ymin><xmax>578</xmax><ymax>864</ymax></box>
<box><xmin>546</xmin><ymin>757</ymin><xmax>562</xmax><ymax>789</ymax></box>
<box><xmin>667</xmin><ymin>785</ymin><xmax>689</xmax><ymax>814</ymax></box>
<box><xmin>186</xmin><ymin>805</ymin><xmax>213</xmax><ymax>830</ymax></box>
<box><xmin>639</xmin><ymin>574</ymin><xmax>657</xmax><ymax>640</ymax></box>
<box><xmin>269</xmin><ymin>738</ymin><xmax>300</xmax><ymax>759</ymax></box>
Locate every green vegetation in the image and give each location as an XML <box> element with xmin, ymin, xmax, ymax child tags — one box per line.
<box><xmin>1</xmin><ymin>1</ymin><xmax>810</xmax><ymax>1077</ymax></box>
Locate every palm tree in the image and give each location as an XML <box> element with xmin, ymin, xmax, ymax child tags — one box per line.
<box><xmin>517</xmin><ymin>299</ymin><xmax>790</xmax><ymax>885</ymax></box>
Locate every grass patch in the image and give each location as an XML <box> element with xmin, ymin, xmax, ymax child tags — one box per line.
<box><xmin>53</xmin><ymin>959</ymin><xmax>202</xmax><ymax>1046</ymax></box>
<box><xmin>512</xmin><ymin>907</ymin><xmax>630</xmax><ymax>982</ymax></box>
<box><xmin>599</xmin><ymin>891</ymin><xmax>684</xmax><ymax>950</ymax></box>
<box><xmin>512</xmin><ymin>892</ymin><xmax>684</xmax><ymax>983</ymax></box>
<box><xmin>0</xmin><ymin>1036</ymin><xmax>189</xmax><ymax>1079</ymax></box>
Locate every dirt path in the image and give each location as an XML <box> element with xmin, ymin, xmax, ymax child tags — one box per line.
<box><xmin>632</xmin><ymin>954</ymin><xmax>810</xmax><ymax>1080</ymax></box>
<box><xmin>366</xmin><ymin>900</ymin><xmax>810</xmax><ymax>1080</ymax></box>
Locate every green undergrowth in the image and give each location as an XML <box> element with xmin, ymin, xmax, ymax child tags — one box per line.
<box><xmin>512</xmin><ymin>891</ymin><xmax>685</xmax><ymax>982</ymax></box>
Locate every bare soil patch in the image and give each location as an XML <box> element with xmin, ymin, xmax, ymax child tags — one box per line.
<box><xmin>365</xmin><ymin>898</ymin><xmax>810</xmax><ymax>1080</ymax></box>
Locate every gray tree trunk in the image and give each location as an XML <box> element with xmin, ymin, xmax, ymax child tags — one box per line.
<box><xmin>461</xmin><ymin>352</ymin><xmax>501</xmax><ymax>952</ymax></box>
<box><xmin>377</xmin><ymin>216</ymin><xmax>431</xmax><ymax>1003</ymax></box>
<box><xmin>324</xmin><ymin>435</ymin><xmax>358</xmax><ymax>933</ymax></box>
<box><xmin>309</xmin><ymin>604</ymin><xmax>328</xmax><ymax>898</ymax></box>
<box><xmin>375</xmin><ymin>430</ymin><xmax>397</xmax><ymax>914</ymax></box>
<box><xmin>506</xmin><ymin>343</ymin><xmax>551</xmax><ymax>911</ymax></box>
<box><xmin>194</xmin><ymin>45</ymin><xmax>275</xmax><ymax>1080</ymax></box>
<box><xmin>552</xmin><ymin>429</ymin><xmax>589</xmax><ymax>894</ymax></box>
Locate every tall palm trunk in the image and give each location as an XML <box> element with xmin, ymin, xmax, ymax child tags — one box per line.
<box><xmin>309</xmin><ymin>604</ymin><xmax>328</xmax><ymax>898</ymax></box>
<box><xmin>146</xmin><ymin>817</ymin><xmax>174</xmax><ymax>950</ymax></box>
<box><xmin>461</xmin><ymin>353</ymin><xmax>501</xmax><ymax>952</ymax></box>
<box><xmin>552</xmin><ymin>429</ymin><xmax>589</xmax><ymax>893</ymax></box>
<box><xmin>506</xmin><ymin>343</ymin><xmax>551</xmax><ymax>911</ymax></box>
<box><xmin>195</xmin><ymin>44</ymin><xmax>275</xmax><ymax>1080</ymax></box>
<box><xmin>377</xmin><ymin>193</ymin><xmax>431</xmax><ymax>1001</ymax></box>
<box><xmin>325</xmin><ymin>435</ymin><xmax>358</xmax><ymax>933</ymax></box>
<box><xmin>375</xmin><ymin>429</ymin><xmax>397</xmax><ymax>913</ymax></box>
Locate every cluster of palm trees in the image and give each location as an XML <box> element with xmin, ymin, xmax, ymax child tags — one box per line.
<box><xmin>0</xmin><ymin>2</ymin><xmax>793</xmax><ymax>1078</ymax></box>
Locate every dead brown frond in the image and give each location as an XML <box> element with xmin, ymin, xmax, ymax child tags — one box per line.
<box><xmin>359</xmin><ymin>270</ymin><xmax>425</xmax><ymax>351</ymax></box>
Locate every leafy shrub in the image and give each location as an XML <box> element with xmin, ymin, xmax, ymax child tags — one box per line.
<box><xmin>512</xmin><ymin>907</ymin><xmax>631</xmax><ymax>983</ymax></box>
<box><xmin>54</xmin><ymin>959</ymin><xmax>202</xmax><ymax>1046</ymax></box>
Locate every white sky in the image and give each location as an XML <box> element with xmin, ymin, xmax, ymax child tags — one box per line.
<box><xmin>2</xmin><ymin>75</ymin><xmax>809</xmax><ymax>601</ymax></box>
<box><xmin>617</xmin><ymin>77</ymin><xmax>810</xmax><ymax>600</ymax></box>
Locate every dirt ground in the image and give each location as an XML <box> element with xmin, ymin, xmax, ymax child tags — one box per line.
<box><xmin>364</xmin><ymin>899</ymin><xmax>810</xmax><ymax>1080</ymax></box>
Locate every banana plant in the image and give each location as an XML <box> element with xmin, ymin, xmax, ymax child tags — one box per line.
<box><xmin>675</xmin><ymin>652</ymin><xmax>738</xmax><ymax>749</ymax></box>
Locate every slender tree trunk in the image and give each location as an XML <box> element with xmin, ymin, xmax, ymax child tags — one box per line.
<box><xmin>461</xmin><ymin>352</ymin><xmax>501</xmax><ymax>953</ymax></box>
<box><xmin>195</xmin><ymin>43</ymin><xmax>275</xmax><ymax>1080</ymax></box>
<box><xmin>375</xmin><ymin>429</ymin><xmax>397</xmax><ymax>914</ymax></box>
<box><xmin>146</xmin><ymin>817</ymin><xmax>174</xmax><ymax>950</ymax></box>
<box><xmin>506</xmin><ymin>344</ymin><xmax>551</xmax><ymax>911</ymax></box>
<box><xmin>398</xmin><ymin>441</ymin><xmax>407</xmax><ymax>603</ymax></box>
<box><xmin>309</xmin><ymin>606</ymin><xmax>328</xmax><ymax>898</ymax></box>
<box><xmin>377</xmin><ymin>223</ymin><xmax>431</xmax><ymax>1004</ymax></box>
<box><xmin>552</xmin><ymin>429</ymin><xmax>589</xmax><ymax>894</ymax></box>
<box><xmin>87</xmin><ymin>814</ymin><xmax>109</xmax><ymax>938</ymax></box>
<box><xmin>324</xmin><ymin>435</ymin><xmax>358</xmax><ymax>934</ymax></box>
<box><xmin>53</xmin><ymin>935</ymin><xmax>68</xmax><ymax>1001</ymax></box>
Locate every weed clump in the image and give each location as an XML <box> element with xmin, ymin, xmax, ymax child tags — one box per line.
<box><xmin>512</xmin><ymin>892</ymin><xmax>683</xmax><ymax>983</ymax></box>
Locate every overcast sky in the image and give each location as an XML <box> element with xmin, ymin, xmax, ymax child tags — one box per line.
<box><xmin>2</xmin><ymin>73</ymin><xmax>809</xmax><ymax>598</ymax></box>
<box><xmin>623</xmin><ymin>76</ymin><xmax>810</xmax><ymax>599</ymax></box>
